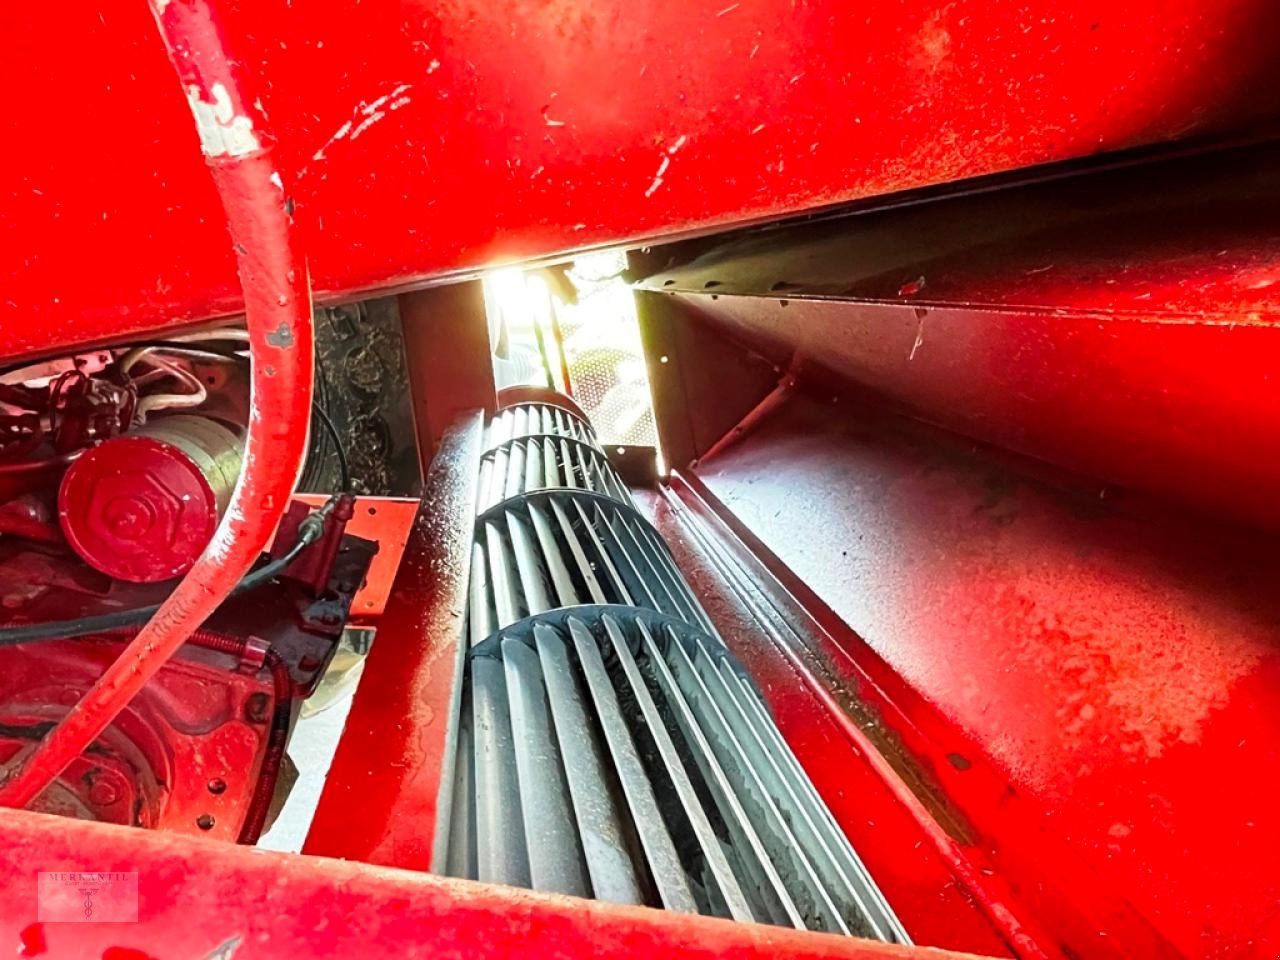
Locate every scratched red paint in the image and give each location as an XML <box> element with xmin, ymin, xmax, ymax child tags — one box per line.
<box><xmin>0</xmin><ymin>0</ymin><xmax>316</xmax><ymax>812</ymax></box>
<box><xmin>0</xmin><ymin>807</ymin><xmax>987</xmax><ymax>960</ymax></box>
<box><xmin>5</xmin><ymin>1</ymin><xmax>1280</xmax><ymax>355</ymax></box>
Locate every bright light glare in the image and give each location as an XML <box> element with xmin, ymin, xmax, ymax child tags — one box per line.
<box><xmin>482</xmin><ymin>266</ymin><xmax>530</xmax><ymax>339</ymax></box>
<box><xmin>482</xmin><ymin>252</ymin><xmax>659</xmax><ymax>450</ymax></box>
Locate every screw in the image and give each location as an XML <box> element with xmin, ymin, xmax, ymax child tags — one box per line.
<box><xmin>196</xmin><ymin>814</ymin><xmax>215</xmax><ymax>830</ymax></box>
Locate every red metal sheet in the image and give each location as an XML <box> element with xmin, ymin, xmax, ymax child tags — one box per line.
<box><xmin>635</xmin><ymin>142</ymin><xmax>1280</xmax><ymax>320</ymax></box>
<box><xmin>400</xmin><ymin>283</ymin><xmax>498</xmax><ymax>466</ymax></box>
<box><xmin>302</xmin><ymin>413</ymin><xmax>482</xmax><ymax>869</ymax></box>
<box><xmin>6</xmin><ymin>2</ymin><xmax>1280</xmax><ymax>357</ymax></box>
<box><xmin>0</xmin><ymin>807</ymin><xmax>992</xmax><ymax>960</ymax></box>
<box><xmin>291</xmin><ymin>494</ymin><xmax>418</xmax><ymax>618</ymax></box>
<box><xmin>631</xmin><ymin>144</ymin><xmax>1280</xmax><ymax>530</ymax></box>
<box><xmin>669</xmin><ymin>291</ymin><xmax>1280</xmax><ymax>530</ymax></box>
<box><xmin>686</xmin><ymin>388</ymin><xmax>1280</xmax><ymax>959</ymax></box>
<box><xmin>632</xmin><ymin>488</ymin><xmax>1024</xmax><ymax>958</ymax></box>
<box><xmin>0</xmin><ymin>639</ymin><xmax>269</xmax><ymax>843</ymax></box>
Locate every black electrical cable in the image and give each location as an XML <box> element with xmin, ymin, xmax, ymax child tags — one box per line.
<box><xmin>0</xmin><ymin>498</ymin><xmax>337</xmax><ymax>646</ymax></box>
<box><xmin>299</xmin><ymin>357</ymin><xmax>328</xmax><ymax>492</ymax></box>
<box><xmin>310</xmin><ymin>400</ymin><xmax>349</xmax><ymax>491</ymax></box>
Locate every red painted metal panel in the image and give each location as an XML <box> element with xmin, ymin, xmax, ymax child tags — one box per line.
<box><xmin>0</xmin><ymin>639</ymin><xmax>269</xmax><ymax>843</ymax></box>
<box><xmin>291</xmin><ymin>494</ymin><xmax>419</xmax><ymax>618</ymax></box>
<box><xmin>302</xmin><ymin>413</ymin><xmax>482</xmax><ymax>868</ymax></box>
<box><xmin>6</xmin><ymin>2</ymin><xmax>1280</xmax><ymax>357</ymax></box>
<box><xmin>672</xmin><ymin>292</ymin><xmax>1280</xmax><ymax>530</ymax></box>
<box><xmin>633</xmin><ymin>489</ymin><xmax>1024</xmax><ymax>958</ymax></box>
<box><xmin>687</xmin><ymin>388</ymin><xmax>1280</xmax><ymax>958</ymax></box>
<box><xmin>0</xmin><ymin>807</ymin><xmax>993</xmax><ymax>960</ymax></box>
<box><xmin>635</xmin><ymin>143</ymin><xmax>1280</xmax><ymax>320</ymax></box>
<box><xmin>632</xmin><ymin>144</ymin><xmax>1280</xmax><ymax>529</ymax></box>
<box><xmin>400</xmin><ymin>283</ymin><xmax>498</xmax><ymax>466</ymax></box>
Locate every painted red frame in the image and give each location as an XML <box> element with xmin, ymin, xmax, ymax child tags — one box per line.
<box><xmin>5</xmin><ymin>2</ymin><xmax>1280</xmax><ymax>956</ymax></box>
<box><xmin>5</xmin><ymin>1</ymin><xmax>1280</xmax><ymax>359</ymax></box>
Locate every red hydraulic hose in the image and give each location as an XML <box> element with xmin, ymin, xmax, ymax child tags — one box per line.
<box><xmin>0</xmin><ymin>0</ymin><xmax>313</xmax><ymax>810</ymax></box>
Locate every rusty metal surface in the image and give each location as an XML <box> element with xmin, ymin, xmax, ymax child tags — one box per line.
<box><xmin>6</xmin><ymin>2</ymin><xmax>1280</xmax><ymax>356</ymax></box>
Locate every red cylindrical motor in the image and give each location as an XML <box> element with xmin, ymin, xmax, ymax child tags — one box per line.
<box><xmin>58</xmin><ymin>415</ymin><xmax>243</xmax><ymax>583</ymax></box>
